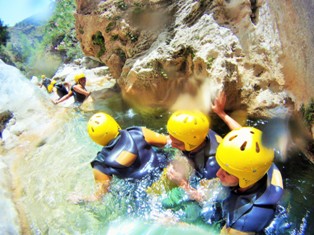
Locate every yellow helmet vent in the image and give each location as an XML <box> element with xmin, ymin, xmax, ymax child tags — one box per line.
<box><xmin>216</xmin><ymin>127</ymin><xmax>274</xmax><ymax>188</ymax></box>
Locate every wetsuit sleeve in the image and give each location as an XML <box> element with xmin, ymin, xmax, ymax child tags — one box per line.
<box><xmin>141</xmin><ymin>127</ymin><xmax>167</xmax><ymax>147</ymax></box>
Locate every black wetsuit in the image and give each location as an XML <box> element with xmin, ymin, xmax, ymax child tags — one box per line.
<box><xmin>91</xmin><ymin>127</ymin><xmax>168</xmax><ymax>179</ymax></box>
<box><xmin>71</xmin><ymin>85</ymin><xmax>87</xmax><ymax>103</ymax></box>
<box><xmin>182</xmin><ymin>130</ymin><xmax>221</xmax><ymax>180</ymax></box>
<box><xmin>42</xmin><ymin>78</ymin><xmax>51</xmax><ymax>90</ymax></box>
<box><xmin>55</xmin><ymin>83</ymin><xmax>68</xmax><ymax>98</ymax></box>
<box><xmin>222</xmin><ymin>164</ymin><xmax>284</xmax><ymax>233</ymax></box>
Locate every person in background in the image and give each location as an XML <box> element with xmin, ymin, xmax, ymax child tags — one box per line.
<box><xmin>53</xmin><ymin>73</ymin><xmax>91</xmax><ymax>105</ymax></box>
<box><xmin>39</xmin><ymin>74</ymin><xmax>55</xmax><ymax>93</ymax></box>
<box><xmin>69</xmin><ymin>112</ymin><xmax>171</xmax><ymax>203</ymax></box>
<box><xmin>54</xmin><ymin>81</ymin><xmax>70</xmax><ymax>100</ymax></box>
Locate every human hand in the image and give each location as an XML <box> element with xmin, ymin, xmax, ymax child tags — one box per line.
<box><xmin>185</xmin><ymin>187</ymin><xmax>204</xmax><ymax>202</ymax></box>
<box><xmin>67</xmin><ymin>192</ymin><xmax>86</xmax><ymax>204</ymax></box>
<box><xmin>67</xmin><ymin>192</ymin><xmax>99</xmax><ymax>204</ymax></box>
<box><xmin>212</xmin><ymin>91</ymin><xmax>226</xmax><ymax>116</ymax></box>
<box><xmin>166</xmin><ymin>164</ymin><xmax>187</xmax><ymax>186</ymax></box>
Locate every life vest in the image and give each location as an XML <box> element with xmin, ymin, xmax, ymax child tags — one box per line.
<box><xmin>223</xmin><ymin>164</ymin><xmax>284</xmax><ymax>233</ymax></box>
<box><xmin>183</xmin><ymin>130</ymin><xmax>221</xmax><ymax>179</ymax></box>
<box><xmin>91</xmin><ymin>127</ymin><xmax>167</xmax><ymax>179</ymax></box>
<box><xmin>71</xmin><ymin>85</ymin><xmax>87</xmax><ymax>103</ymax></box>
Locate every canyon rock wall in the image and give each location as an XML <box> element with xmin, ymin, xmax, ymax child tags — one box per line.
<box><xmin>75</xmin><ymin>0</ymin><xmax>313</xmax><ymax>117</ymax></box>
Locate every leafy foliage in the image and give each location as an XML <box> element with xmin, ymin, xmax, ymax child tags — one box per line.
<box><xmin>41</xmin><ymin>0</ymin><xmax>83</xmax><ymax>63</ymax></box>
<box><xmin>0</xmin><ymin>19</ymin><xmax>10</xmax><ymax>47</ymax></box>
<box><xmin>1</xmin><ymin>0</ymin><xmax>83</xmax><ymax>77</ymax></box>
<box><xmin>300</xmin><ymin>99</ymin><xmax>314</xmax><ymax>128</ymax></box>
<box><xmin>0</xmin><ymin>19</ymin><xmax>12</xmax><ymax>64</ymax></box>
<box><xmin>92</xmin><ymin>31</ymin><xmax>106</xmax><ymax>58</ymax></box>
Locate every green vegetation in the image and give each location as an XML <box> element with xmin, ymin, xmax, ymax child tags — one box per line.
<box><xmin>92</xmin><ymin>31</ymin><xmax>106</xmax><ymax>58</ymax></box>
<box><xmin>116</xmin><ymin>1</ymin><xmax>128</xmax><ymax>11</ymax></box>
<box><xmin>300</xmin><ymin>99</ymin><xmax>314</xmax><ymax>128</ymax></box>
<box><xmin>106</xmin><ymin>21</ymin><xmax>116</xmax><ymax>33</ymax></box>
<box><xmin>133</xmin><ymin>2</ymin><xmax>144</xmax><ymax>15</ymax></box>
<box><xmin>1</xmin><ymin>0</ymin><xmax>83</xmax><ymax>77</ymax></box>
<box><xmin>115</xmin><ymin>48</ymin><xmax>126</xmax><ymax>62</ymax></box>
<box><xmin>4</xmin><ymin>22</ymin><xmax>45</xmax><ymax>72</ymax></box>
<box><xmin>0</xmin><ymin>19</ymin><xmax>9</xmax><ymax>47</ymax></box>
<box><xmin>206</xmin><ymin>56</ymin><xmax>215</xmax><ymax>69</ymax></box>
<box><xmin>126</xmin><ymin>31</ymin><xmax>139</xmax><ymax>43</ymax></box>
<box><xmin>41</xmin><ymin>0</ymin><xmax>83</xmax><ymax>62</ymax></box>
<box><xmin>0</xmin><ymin>19</ymin><xmax>11</xmax><ymax>64</ymax></box>
<box><xmin>111</xmin><ymin>34</ymin><xmax>119</xmax><ymax>41</ymax></box>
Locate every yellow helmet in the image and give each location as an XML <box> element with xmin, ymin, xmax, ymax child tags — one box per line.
<box><xmin>167</xmin><ymin>110</ymin><xmax>210</xmax><ymax>151</ymax></box>
<box><xmin>87</xmin><ymin>112</ymin><xmax>121</xmax><ymax>146</ymax></box>
<box><xmin>41</xmin><ymin>74</ymin><xmax>46</xmax><ymax>79</ymax></box>
<box><xmin>74</xmin><ymin>73</ymin><xmax>86</xmax><ymax>83</ymax></box>
<box><xmin>216</xmin><ymin>127</ymin><xmax>274</xmax><ymax>188</ymax></box>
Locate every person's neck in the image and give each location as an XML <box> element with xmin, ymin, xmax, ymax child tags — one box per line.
<box><xmin>190</xmin><ymin>141</ymin><xmax>206</xmax><ymax>153</ymax></box>
<box><xmin>237</xmin><ymin>185</ymin><xmax>253</xmax><ymax>193</ymax></box>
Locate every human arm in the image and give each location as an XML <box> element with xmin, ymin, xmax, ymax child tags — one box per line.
<box><xmin>166</xmin><ymin>165</ymin><xmax>204</xmax><ymax>202</ymax></box>
<box><xmin>53</xmin><ymin>91</ymin><xmax>73</xmax><ymax>104</ymax></box>
<box><xmin>68</xmin><ymin>169</ymin><xmax>111</xmax><ymax>204</ymax></box>
<box><xmin>90</xmin><ymin>169</ymin><xmax>111</xmax><ymax>201</ymax></box>
<box><xmin>212</xmin><ymin>92</ymin><xmax>242</xmax><ymax>130</ymax></box>
<box><xmin>142</xmin><ymin>127</ymin><xmax>170</xmax><ymax>147</ymax></box>
<box><xmin>73</xmin><ymin>84</ymin><xmax>91</xmax><ymax>97</ymax></box>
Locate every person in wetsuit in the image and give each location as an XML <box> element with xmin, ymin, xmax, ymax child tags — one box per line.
<box><xmin>166</xmin><ymin>93</ymin><xmax>242</xmax><ymax>188</ymax></box>
<box><xmin>161</xmin><ymin>92</ymin><xmax>280</xmax><ymax>227</ymax></box>
<box><xmin>70</xmin><ymin>112</ymin><xmax>171</xmax><ymax>203</ymax></box>
<box><xmin>151</xmin><ymin>97</ymin><xmax>240</xmax><ymax>224</ymax></box>
<box><xmin>39</xmin><ymin>74</ymin><xmax>55</xmax><ymax>93</ymax></box>
<box><xmin>214</xmin><ymin>127</ymin><xmax>284</xmax><ymax>234</ymax></box>
<box><xmin>53</xmin><ymin>73</ymin><xmax>90</xmax><ymax>105</ymax></box>
<box><xmin>54</xmin><ymin>81</ymin><xmax>70</xmax><ymax>99</ymax></box>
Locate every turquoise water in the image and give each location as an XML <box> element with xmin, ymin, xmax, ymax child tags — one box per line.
<box><xmin>0</xmin><ymin>61</ymin><xmax>313</xmax><ymax>234</ymax></box>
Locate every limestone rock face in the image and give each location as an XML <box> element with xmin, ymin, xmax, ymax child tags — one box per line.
<box><xmin>75</xmin><ymin>0</ymin><xmax>313</xmax><ymax>117</ymax></box>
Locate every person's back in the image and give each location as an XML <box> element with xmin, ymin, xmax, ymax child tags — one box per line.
<box><xmin>40</xmin><ymin>75</ymin><xmax>51</xmax><ymax>91</ymax></box>
<box><xmin>42</xmin><ymin>78</ymin><xmax>51</xmax><ymax>89</ymax></box>
<box><xmin>69</xmin><ymin>112</ymin><xmax>170</xmax><ymax>204</ymax></box>
<box><xmin>91</xmin><ymin>126</ymin><xmax>168</xmax><ymax>180</ymax></box>
<box><xmin>55</xmin><ymin>83</ymin><xmax>68</xmax><ymax>98</ymax></box>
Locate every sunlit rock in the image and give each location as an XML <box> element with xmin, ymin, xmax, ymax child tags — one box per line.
<box><xmin>75</xmin><ymin>0</ymin><xmax>313</xmax><ymax>118</ymax></box>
